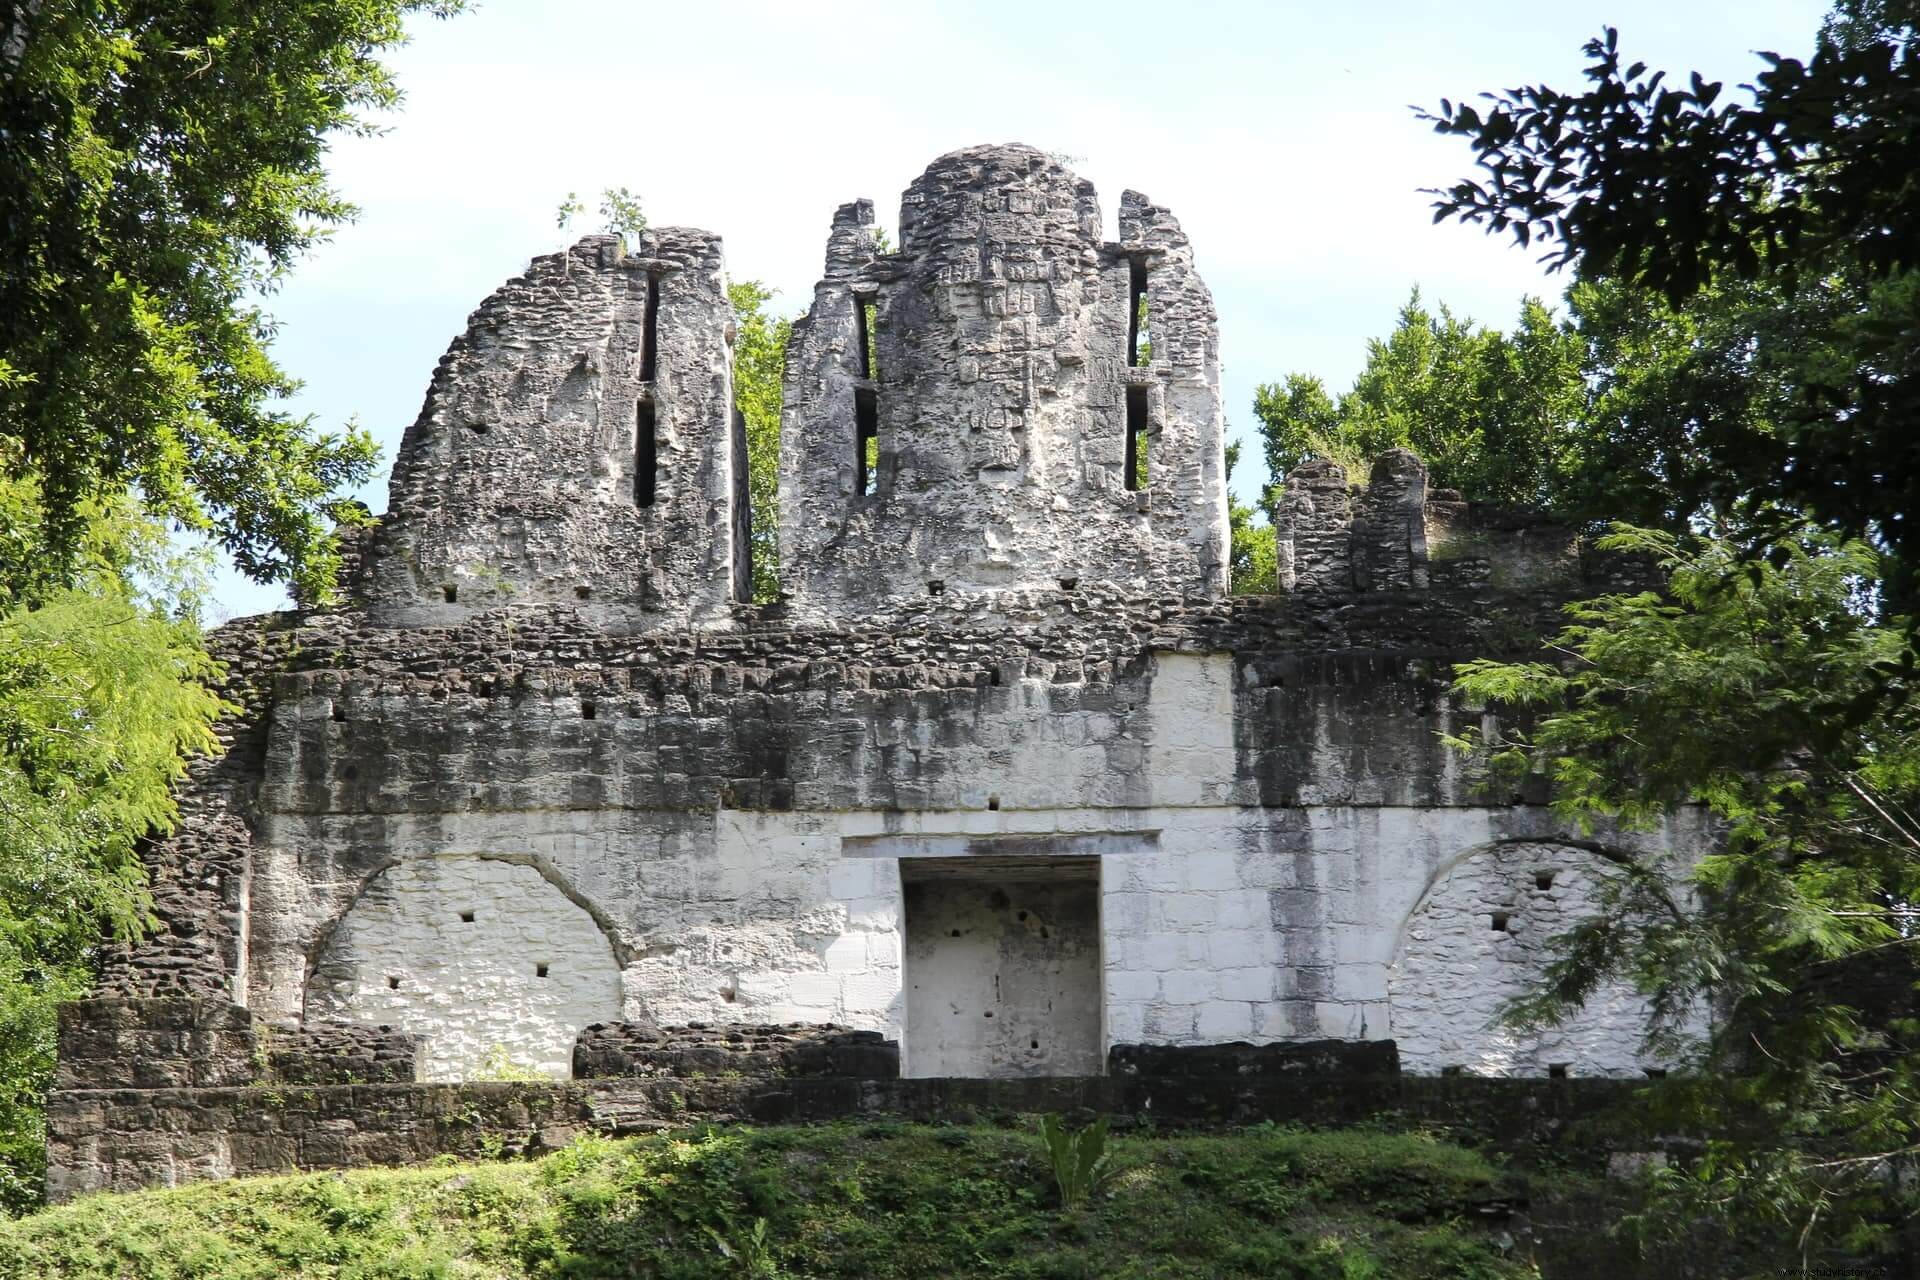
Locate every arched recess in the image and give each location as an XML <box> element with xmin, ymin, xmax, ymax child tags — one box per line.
<box><xmin>1386</xmin><ymin>840</ymin><xmax>1686</xmax><ymax>1078</ymax></box>
<box><xmin>304</xmin><ymin>853</ymin><xmax>622</xmax><ymax>1080</ymax></box>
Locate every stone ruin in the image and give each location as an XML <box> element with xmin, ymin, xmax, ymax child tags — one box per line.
<box><xmin>47</xmin><ymin>144</ymin><xmax>1700</xmax><ymax>1200</ymax></box>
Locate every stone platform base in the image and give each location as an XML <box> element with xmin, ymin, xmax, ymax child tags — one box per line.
<box><xmin>47</xmin><ymin>1070</ymin><xmax>1635</xmax><ymax>1202</ymax></box>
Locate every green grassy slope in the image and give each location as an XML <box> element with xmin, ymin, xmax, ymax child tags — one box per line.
<box><xmin>0</xmin><ymin>1122</ymin><xmax>1532</xmax><ymax>1279</ymax></box>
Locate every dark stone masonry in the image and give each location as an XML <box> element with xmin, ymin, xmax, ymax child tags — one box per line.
<box><xmin>48</xmin><ymin>143</ymin><xmax>1700</xmax><ymax>1201</ymax></box>
<box><xmin>573</xmin><ymin>1022</ymin><xmax>899</xmax><ymax>1080</ymax></box>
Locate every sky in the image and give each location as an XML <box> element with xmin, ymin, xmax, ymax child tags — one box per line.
<box><xmin>206</xmin><ymin>0</ymin><xmax>1831</xmax><ymax>620</ymax></box>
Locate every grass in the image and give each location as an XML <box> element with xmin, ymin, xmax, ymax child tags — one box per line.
<box><xmin>0</xmin><ymin>1122</ymin><xmax>1532</xmax><ymax>1279</ymax></box>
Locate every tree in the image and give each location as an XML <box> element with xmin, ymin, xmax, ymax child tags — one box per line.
<box><xmin>1</xmin><ymin>0</ymin><xmax>464</xmax><ymax>602</ymax></box>
<box><xmin>1447</xmin><ymin>526</ymin><xmax>1918</xmax><ymax>1257</ymax></box>
<box><xmin>0</xmin><ymin>0</ymin><xmax>462</xmax><ymax>1209</ymax></box>
<box><xmin>0</xmin><ymin>477</ymin><xmax>227</xmax><ymax>1212</ymax></box>
<box><xmin>1421</xmin><ymin>2</ymin><xmax>1920</xmax><ymax>605</ymax></box>
<box><xmin>556</xmin><ymin>186</ymin><xmax>646</xmax><ymax>242</ymax></box>
<box><xmin>1247</xmin><ymin>267</ymin><xmax>1892</xmax><ymax>551</ymax></box>
<box><xmin>729</xmin><ymin>282</ymin><xmax>793</xmax><ymax>604</ymax></box>
<box><xmin>1251</xmin><ymin>290</ymin><xmax>1583</xmax><ymax>509</ymax></box>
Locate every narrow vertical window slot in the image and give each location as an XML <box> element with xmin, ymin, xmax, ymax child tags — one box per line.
<box><xmin>638</xmin><ymin>272</ymin><xmax>660</xmax><ymax>383</ymax></box>
<box><xmin>852</xmin><ymin>294</ymin><xmax>875</xmax><ymax>379</ymax></box>
<box><xmin>1124</xmin><ymin>385</ymin><xmax>1148</xmax><ymax>492</ymax></box>
<box><xmin>1126</xmin><ymin>257</ymin><xmax>1148</xmax><ymax>367</ymax></box>
<box><xmin>854</xmin><ymin>387</ymin><xmax>878</xmax><ymax>497</ymax></box>
<box><xmin>852</xmin><ymin>293</ymin><xmax>879</xmax><ymax>498</ymax></box>
<box><xmin>636</xmin><ymin>397</ymin><xmax>657</xmax><ymax>507</ymax></box>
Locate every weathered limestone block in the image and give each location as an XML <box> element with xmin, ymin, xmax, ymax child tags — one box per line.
<box><xmin>1350</xmin><ymin>449</ymin><xmax>1429</xmax><ymax>590</ymax></box>
<box><xmin>1274</xmin><ymin>458</ymin><xmax>1353</xmax><ymax>591</ymax></box>
<box><xmin>360</xmin><ymin>230</ymin><xmax>746</xmax><ymax>625</ymax></box>
<box><xmin>55</xmin><ymin>999</ymin><xmax>423</xmax><ymax>1091</ymax></box>
<box><xmin>572</xmin><ymin>1021</ymin><xmax>899</xmax><ymax>1079</ymax></box>
<box><xmin>1108</xmin><ymin>1038</ymin><xmax>1398</xmax><ymax>1077</ymax></box>
<box><xmin>55</xmin><ymin>998</ymin><xmax>260</xmax><ymax>1091</ymax></box>
<box><xmin>779</xmin><ymin>144</ymin><xmax>1229</xmax><ymax>615</ymax></box>
<box><xmin>1277</xmin><ymin>449</ymin><xmax>1580</xmax><ymax>593</ymax></box>
<box><xmin>264</xmin><ymin>1022</ymin><xmax>422</xmax><ymax>1085</ymax></box>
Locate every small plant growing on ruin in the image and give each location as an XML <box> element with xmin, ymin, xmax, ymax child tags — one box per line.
<box><xmin>250</xmin><ymin>1021</ymin><xmax>277</xmax><ymax>1080</ymax></box>
<box><xmin>1039</xmin><ymin>1113</ymin><xmax>1111</xmax><ymax>1210</ymax></box>
<box><xmin>470</xmin><ymin>1046</ymin><xmax>542</xmax><ymax>1082</ymax></box>
<box><xmin>557</xmin><ymin>186</ymin><xmax>647</xmax><ymax>247</ymax></box>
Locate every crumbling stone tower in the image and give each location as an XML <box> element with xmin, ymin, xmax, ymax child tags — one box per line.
<box><xmin>361</xmin><ymin>229</ymin><xmax>749</xmax><ymax>625</ymax></box>
<box><xmin>780</xmin><ymin>145</ymin><xmax>1229</xmax><ymax>613</ymax></box>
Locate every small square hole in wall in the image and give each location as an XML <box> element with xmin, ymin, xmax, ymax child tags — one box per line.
<box><xmin>1535</xmin><ymin>872</ymin><xmax>1555</xmax><ymax>891</ymax></box>
<box><xmin>987</xmin><ymin>795</ymin><xmax>1000</xmax><ymax>811</ymax></box>
<box><xmin>331</xmin><ymin>702</ymin><xmax>347</xmax><ymax>723</ymax></box>
<box><xmin>387</xmin><ymin>976</ymin><xmax>400</xmax><ymax>990</ymax></box>
<box><xmin>442</xmin><ymin>585</ymin><xmax>457</xmax><ymax>603</ymax></box>
<box><xmin>1644</xmin><ymin>1067</ymin><xmax>1669</xmax><ymax>1079</ymax></box>
<box><xmin>460</xmin><ymin>910</ymin><xmax>475</xmax><ymax>924</ymax></box>
<box><xmin>1490</xmin><ymin>911</ymin><xmax>1510</xmax><ymax>932</ymax></box>
<box><xmin>575</xmin><ymin>585</ymin><xmax>591</xmax><ymax>601</ymax></box>
<box><xmin>581</xmin><ymin>700</ymin><xmax>597</xmax><ymax>720</ymax></box>
<box><xmin>1549</xmin><ymin>1063</ymin><xmax>1569</xmax><ymax>1079</ymax></box>
<box><xmin>535</xmin><ymin>963</ymin><xmax>550</xmax><ymax>979</ymax></box>
<box><xmin>927</xmin><ymin>580</ymin><xmax>944</xmax><ymax>596</ymax></box>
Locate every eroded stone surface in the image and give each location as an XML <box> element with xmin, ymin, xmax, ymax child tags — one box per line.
<box><xmin>359</xmin><ymin>230</ymin><xmax>745</xmax><ymax>625</ymax></box>
<box><xmin>779</xmin><ymin>146</ymin><xmax>1228</xmax><ymax>615</ymax></box>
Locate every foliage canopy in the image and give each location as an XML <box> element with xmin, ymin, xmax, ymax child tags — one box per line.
<box><xmin>1420</xmin><ymin>2</ymin><xmax>1920</xmax><ymax>604</ymax></box>
<box><xmin>1448</xmin><ymin>527</ymin><xmax>1919</xmax><ymax>1254</ymax></box>
<box><xmin>0</xmin><ymin>0</ymin><xmax>462</xmax><ymax>601</ymax></box>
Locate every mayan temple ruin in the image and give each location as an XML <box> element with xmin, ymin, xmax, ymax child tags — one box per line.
<box><xmin>46</xmin><ymin>144</ymin><xmax>1700</xmax><ymax>1200</ymax></box>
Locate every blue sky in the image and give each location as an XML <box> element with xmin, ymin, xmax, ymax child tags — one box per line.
<box><xmin>207</xmin><ymin>0</ymin><xmax>1830</xmax><ymax>619</ymax></box>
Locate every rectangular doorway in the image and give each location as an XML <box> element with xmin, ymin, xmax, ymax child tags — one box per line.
<box><xmin>901</xmin><ymin>857</ymin><xmax>1103</xmax><ymax>1078</ymax></box>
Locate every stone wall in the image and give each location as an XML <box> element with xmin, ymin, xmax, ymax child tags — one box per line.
<box><xmin>109</xmin><ymin>567</ymin><xmax>1693</xmax><ymax>1090</ymax></box>
<box><xmin>47</xmin><ymin>1081</ymin><xmax>595</xmax><ymax>1202</ymax></box>
<box><xmin>1390</xmin><ymin>842</ymin><xmax>1693</xmax><ymax>1078</ymax></box>
<box><xmin>1275</xmin><ymin>449</ymin><xmax>1582</xmax><ymax>594</ymax></box>
<box><xmin>572</xmin><ymin>1021</ymin><xmax>898</xmax><ymax>1079</ymax></box>
<box><xmin>56</xmin><ymin>999</ymin><xmax>260</xmax><ymax>1092</ymax></box>
<box><xmin>45</xmin><ymin>1065</ymin><xmax>1653</xmax><ymax>1202</ymax></box>
<box><xmin>55</xmin><ymin>998</ymin><xmax>421</xmax><ymax>1093</ymax></box>
<box><xmin>305</xmin><ymin>853</ymin><xmax>623</xmax><ymax>1080</ymax></box>
<box><xmin>263</xmin><ymin>1022</ymin><xmax>422</xmax><ymax>1086</ymax></box>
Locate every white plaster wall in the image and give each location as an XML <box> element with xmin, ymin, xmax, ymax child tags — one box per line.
<box><xmin>1387</xmin><ymin>841</ymin><xmax>1696</xmax><ymax>1077</ymax></box>
<box><xmin>1141</xmin><ymin>653</ymin><xmax>1238</xmax><ymax>807</ymax></box>
<box><xmin>903</xmin><ymin>875</ymin><xmax>1102</xmax><ymax>1077</ymax></box>
<box><xmin>262</xmin><ymin>804</ymin><xmax>1699</xmax><ymax>1078</ymax></box>
<box><xmin>251</xmin><ymin>645</ymin><xmax>1706</xmax><ymax>1081</ymax></box>
<box><xmin>305</xmin><ymin>855</ymin><xmax>622</xmax><ymax>1080</ymax></box>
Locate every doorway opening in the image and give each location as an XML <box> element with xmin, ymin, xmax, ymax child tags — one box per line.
<box><xmin>901</xmin><ymin>857</ymin><xmax>1102</xmax><ymax>1078</ymax></box>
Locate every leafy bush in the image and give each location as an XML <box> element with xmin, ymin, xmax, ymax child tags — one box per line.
<box><xmin>0</xmin><ymin>1123</ymin><xmax>1531</xmax><ymax>1279</ymax></box>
